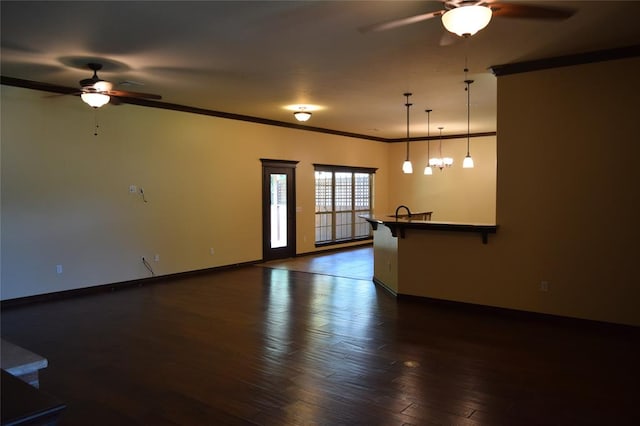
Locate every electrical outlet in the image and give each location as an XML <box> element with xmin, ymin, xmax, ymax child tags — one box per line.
<box><xmin>209</xmin><ymin>248</ymin><xmax>215</xmax><ymax>255</ymax></box>
<box><xmin>56</xmin><ymin>264</ymin><xmax>63</xmax><ymax>274</ymax></box>
<box><xmin>129</xmin><ymin>185</ymin><xmax>137</xmax><ymax>193</ymax></box>
<box><xmin>154</xmin><ymin>254</ymin><xmax>160</xmax><ymax>262</ymax></box>
<box><xmin>540</xmin><ymin>281</ymin><xmax>549</xmax><ymax>292</ymax></box>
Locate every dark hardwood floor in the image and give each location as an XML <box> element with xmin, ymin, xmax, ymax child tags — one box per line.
<box><xmin>259</xmin><ymin>246</ymin><xmax>373</xmax><ymax>281</ymax></box>
<box><xmin>2</xmin><ymin>248</ymin><xmax>639</xmax><ymax>425</ymax></box>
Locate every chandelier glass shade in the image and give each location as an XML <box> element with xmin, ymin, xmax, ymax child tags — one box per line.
<box><xmin>441</xmin><ymin>5</ymin><xmax>492</xmax><ymax>37</ymax></box>
<box><xmin>429</xmin><ymin>157</ymin><xmax>454</xmax><ymax>169</ymax></box>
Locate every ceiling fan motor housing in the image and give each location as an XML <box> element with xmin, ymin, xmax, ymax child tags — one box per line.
<box><xmin>79</xmin><ymin>63</ymin><xmax>113</xmax><ymax>92</ymax></box>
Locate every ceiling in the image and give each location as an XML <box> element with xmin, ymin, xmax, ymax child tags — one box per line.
<box><xmin>2</xmin><ymin>1</ymin><xmax>640</xmax><ymax>140</ymax></box>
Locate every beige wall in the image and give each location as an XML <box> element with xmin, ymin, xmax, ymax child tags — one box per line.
<box><xmin>387</xmin><ymin>136</ymin><xmax>496</xmax><ymax>223</ymax></box>
<box><xmin>396</xmin><ymin>56</ymin><xmax>640</xmax><ymax>326</ymax></box>
<box><xmin>1</xmin><ymin>86</ymin><xmax>390</xmax><ymax>300</ymax></box>
<box><xmin>5</xmin><ymin>56</ymin><xmax>634</xmax><ymax>326</ymax></box>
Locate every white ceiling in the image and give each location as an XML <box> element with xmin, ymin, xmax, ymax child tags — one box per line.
<box><xmin>2</xmin><ymin>1</ymin><xmax>640</xmax><ymax>139</ymax></box>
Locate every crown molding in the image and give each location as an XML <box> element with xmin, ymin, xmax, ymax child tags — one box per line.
<box><xmin>489</xmin><ymin>44</ymin><xmax>640</xmax><ymax>77</ymax></box>
<box><xmin>1</xmin><ymin>75</ymin><xmax>495</xmax><ymax>142</ymax></box>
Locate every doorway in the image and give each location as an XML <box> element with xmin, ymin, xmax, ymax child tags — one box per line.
<box><xmin>261</xmin><ymin>159</ymin><xmax>298</xmax><ymax>261</ymax></box>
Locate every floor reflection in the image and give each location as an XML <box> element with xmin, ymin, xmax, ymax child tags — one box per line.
<box><xmin>259</xmin><ymin>245</ymin><xmax>373</xmax><ymax>281</ymax></box>
<box><xmin>259</xmin><ymin>266</ymin><xmax>387</xmax><ymax>424</ymax></box>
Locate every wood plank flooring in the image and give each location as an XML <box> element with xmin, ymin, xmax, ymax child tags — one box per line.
<box><xmin>259</xmin><ymin>246</ymin><xmax>373</xmax><ymax>281</ymax></box>
<box><xmin>2</xmin><ymin>248</ymin><xmax>639</xmax><ymax>425</ymax></box>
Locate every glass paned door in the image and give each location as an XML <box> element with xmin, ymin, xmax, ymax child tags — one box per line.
<box><xmin>270</xmin><ymin>174</ymin><xmax>287</xmax><ymax>249</ymax></box>
<box><xmin>262</xmin><ymin>160</ymin><xmax>297</xmax><ymax>261</ymax></box>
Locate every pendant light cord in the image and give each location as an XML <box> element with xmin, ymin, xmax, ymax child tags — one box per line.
<box><xmin>425</xmin><ymin>109</ymin><xmax>432</xmax><ymax>158</ymax></box>
<box><xmin>94</xmin><ymin>108</ymin><xmax>100</xmax><ymax>136</ymax></box>
<box><xmin>464</xmin><ymin>70</ymin><xmax>473</xmax><ymax>156</ymax></box>
<box><xmin>404</xmin><ymin>93</ymin><xmax>412</xmax><ymax>161</ymax></box>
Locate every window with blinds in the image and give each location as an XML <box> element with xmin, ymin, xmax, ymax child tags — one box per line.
<box><xmin>314</xmin><ymin>164</ymin><xmax>376</xmax><ymax>246</ymax></box>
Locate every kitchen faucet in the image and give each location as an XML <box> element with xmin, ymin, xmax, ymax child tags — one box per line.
<box><xmin>395</xmin><ymin>205</ymin><xmax>411</xmax><ymax>218</ymax></box>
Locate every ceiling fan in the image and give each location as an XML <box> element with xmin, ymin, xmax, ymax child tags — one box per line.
<box><xmin>79</xmin><ymin>63</ymin><xmax>162</xmax><ymax>108</ymax></box>
<box><xmin>360</xmin><ymin>0</ymin><xmax>576</xmax><ymax>37</ymax></box>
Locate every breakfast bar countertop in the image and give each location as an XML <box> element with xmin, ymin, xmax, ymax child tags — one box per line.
<box><xmin>360</xmin><ymin>214</ymin><xmax>497</xmax><ymax>244</ymax></box>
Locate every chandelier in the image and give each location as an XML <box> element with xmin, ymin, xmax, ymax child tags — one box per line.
<box><xmin>429</xmin><ymin>127</ymin><xmax>453</xmax><ymax>170</ymax></box>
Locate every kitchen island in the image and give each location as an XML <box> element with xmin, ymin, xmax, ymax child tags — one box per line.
<box><xmin>361</xmin><ymin>213</ymin><xmax>497</xmax><ymax>296</ymax></box>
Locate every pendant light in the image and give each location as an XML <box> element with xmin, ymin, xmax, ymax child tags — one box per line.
<box><xmin>463</xmin><ymin>69</ymin><xmax>475</xmax><ymax>169</ymax></box>
<box><xmin>402</xmin><ymin>93</ymin><xmax>413</xmax><ymax>174</ymax></box>
<box><xmin>424</xmin><ymin>109</ymin><xmax>433</xmax><ymax>175</ymax></box>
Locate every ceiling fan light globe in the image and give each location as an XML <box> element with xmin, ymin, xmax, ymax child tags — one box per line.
<box><xmin>442</xmin><ymin>5</ymin><xmax>492</xmax><ymax>37</ymax></box>
<box><xmin>81</xmin><ymin>92</ymin><xmax>110</xmax><ymax>108</ymax></box>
